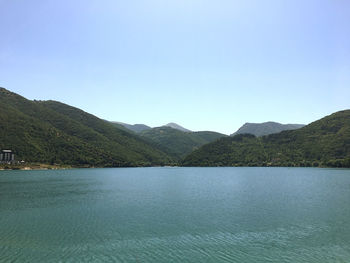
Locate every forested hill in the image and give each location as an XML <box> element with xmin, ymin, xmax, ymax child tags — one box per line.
<box><xmin>231</xmin><ymin>122</ymin><xmax>305</xmax><ymax>137</ymax></box>
<box><xmin>140</xmin><ymin>127</ymin><xmax>226</xmax><ymax>160</ymax></box>
<box><xmin>183</xmin><ymin>110</ymin><xmax>350</xmax><ymax>168</ymax></box>
<box><xmin>0</xmin><ymin>88</ymin><xmax>172</xmax><ymax>167</ymax></box>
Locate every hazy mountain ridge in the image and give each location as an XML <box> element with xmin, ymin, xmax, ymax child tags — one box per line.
<box><xmin>183</xmin><ymin>110</ymin><xmax>350</xmax><ymax>168</ymax></box>
<box><xmin>231</xmin><ymin>122</ymin><xmax>305</xmax><ymax>137</ymax></box>
<box><xmin>114</xmin><ymin>121</ymin><xmax>191</xmax><ymax>133</ymax></box>
<box><xmin>164</xmin><ymin>123</ymin><xmax>191</xmax><ymax>132</ymax></box>
<box><xmin>112</xmin><ymin>122</ymin><xmax>151</xmax><ymax>133</ymax></box>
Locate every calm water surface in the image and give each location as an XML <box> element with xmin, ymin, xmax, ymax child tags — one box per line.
<box><xmin>0</xmin><ymin>167</ymin><xmax>350</xmax><ymax>262</ymax></box>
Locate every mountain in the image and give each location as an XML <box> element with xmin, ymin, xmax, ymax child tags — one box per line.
<box><xmin>163</xmin><ymin>122</ymin><xmax>191</xmax><ymax>132</ymax></box>
<box><xmin>183</xmin><ymin>110</ymin><xmax>350</xmax><ymax>168</ymax></box>
<box><xmin>231</xmin><ymin>122</ymin><xmax>305</xmax><ymax>137</ymax></box>
<box><xmin>140</xmin><ymin>127</ymin><xmax>226</xmax><ymax>160</ymax></box>
<box><xmin>112</xmin><ymin>122</ymin><xmax>151</xmax><ymax>133</ymax></box>
<box><xmin>0</xmin><ymin>88</ymin><xmax>172</xmax><ymax>167</ymax></box>
<box><xmin>111</xmin><ymin>121</ymin><xmax>191</xmax><ymax>133</ymax></box>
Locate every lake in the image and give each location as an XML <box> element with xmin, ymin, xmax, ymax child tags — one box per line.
<box><xmin>1</xmin><ymin>167</ymin><xmax>350</xmax><ymax>262</ymax></box>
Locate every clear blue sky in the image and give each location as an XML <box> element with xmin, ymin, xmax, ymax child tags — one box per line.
<box><xmin>1</xmin><ymin>0</ymin><xmax>349</xmax><ymax>134</ymax></box>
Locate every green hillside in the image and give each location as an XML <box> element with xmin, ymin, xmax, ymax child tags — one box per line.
<box><xmin>140</xmin><ymin>127</ymin><xmax>226</xmax><ymax>160</ymax></box>
<box><xmin>183</xmin><ymin>110</ymin><xmax>350</xmax><ymax>168</ymax></box>
<box><xmin>0</xmin><ymin>88</ymin><xmax>172</xmax><ymax>167</ymax></box>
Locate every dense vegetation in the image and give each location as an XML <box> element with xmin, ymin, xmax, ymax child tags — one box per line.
<box><xmin>231</xmin><ymin>122</ymin><xmax>304</xmax><ymax>137</ymax></box>
<box><xmin>183</xmin><ymin>110</ymin><xmax>350</xmax><ymax>168</ymax></box>
<box><xmin>0</xmin><ymin>88</ymin><xmax>172</xmax><ymax>167</ymax></box>
<box><xmin>140</xmin><ymin>127</ymin><xmax>226</xmax><ymax>160</ymax></box>
<box><xmin>111</xmin><ymin>122</ymin><xmax>151</xmax><ymax>133</ymax></box>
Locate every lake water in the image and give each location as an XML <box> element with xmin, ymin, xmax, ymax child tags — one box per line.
<box><xmin>1</xmin><ymin>167</ymin><xmax>350</xmax><ymax>262</ymax></box>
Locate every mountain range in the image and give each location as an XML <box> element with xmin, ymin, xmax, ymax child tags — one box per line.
<box><xmin>112</xmin><ymin>122</ymin><xmax>223</xmax><ymax>160</ymax></box>
<box><xmin>115</xmin><ymin>120</ymin><xmax>305</xmax><ymax>137</ymax></box>
<box><xmin>1</xmin><ymin>87</ymin><xmax>349</xmax><ymax>168</ymax></box>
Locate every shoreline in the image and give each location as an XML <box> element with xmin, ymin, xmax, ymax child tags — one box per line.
<box><xmin>0</xmin><ymin>164</ymin><xmax>73</xmax><ymax>171</ymax></box>
<box><xmin>0</xmin><ymin>164</ymin><xmax>349</xmax><ymax>171</ymax></box>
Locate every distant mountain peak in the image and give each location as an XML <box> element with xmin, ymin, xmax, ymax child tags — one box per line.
<box><xmin>164</xmin><ymin>123</ymin><xmax>191</xmax><ymax>132</ymax></box>
<box><xmin>231</xmin><ymin>122</ymin><xmax>305</xmax><ymax>137</ymax></box>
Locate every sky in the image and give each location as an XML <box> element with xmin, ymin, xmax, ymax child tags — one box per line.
<box><xmin>0</xmin><ymin>0</ymin><xmax>349</xmax><ymax>134</ymax></box>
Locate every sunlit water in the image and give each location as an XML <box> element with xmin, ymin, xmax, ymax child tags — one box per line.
<box><xmin>1</xmin><ymin>167</ymin><xmax>350</xmax><ymax>262</ymax></box>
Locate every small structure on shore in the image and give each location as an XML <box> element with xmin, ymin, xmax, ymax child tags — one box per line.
<box><xmin>0</xmin><ymin>150</ymin><xmax>15</xmax><ymax>163</ymax></box>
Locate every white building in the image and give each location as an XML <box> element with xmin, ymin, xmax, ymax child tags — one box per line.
<box><xmin>0</xmin><ymin>150</ymin><xmax>15</xmax><ymax>163</ymax></box>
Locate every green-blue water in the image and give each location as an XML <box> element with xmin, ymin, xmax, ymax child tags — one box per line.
<box><xmin>1</xmin><ymin>167</ymin><xmax>350</xmax><ymax>262</ymax></box>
